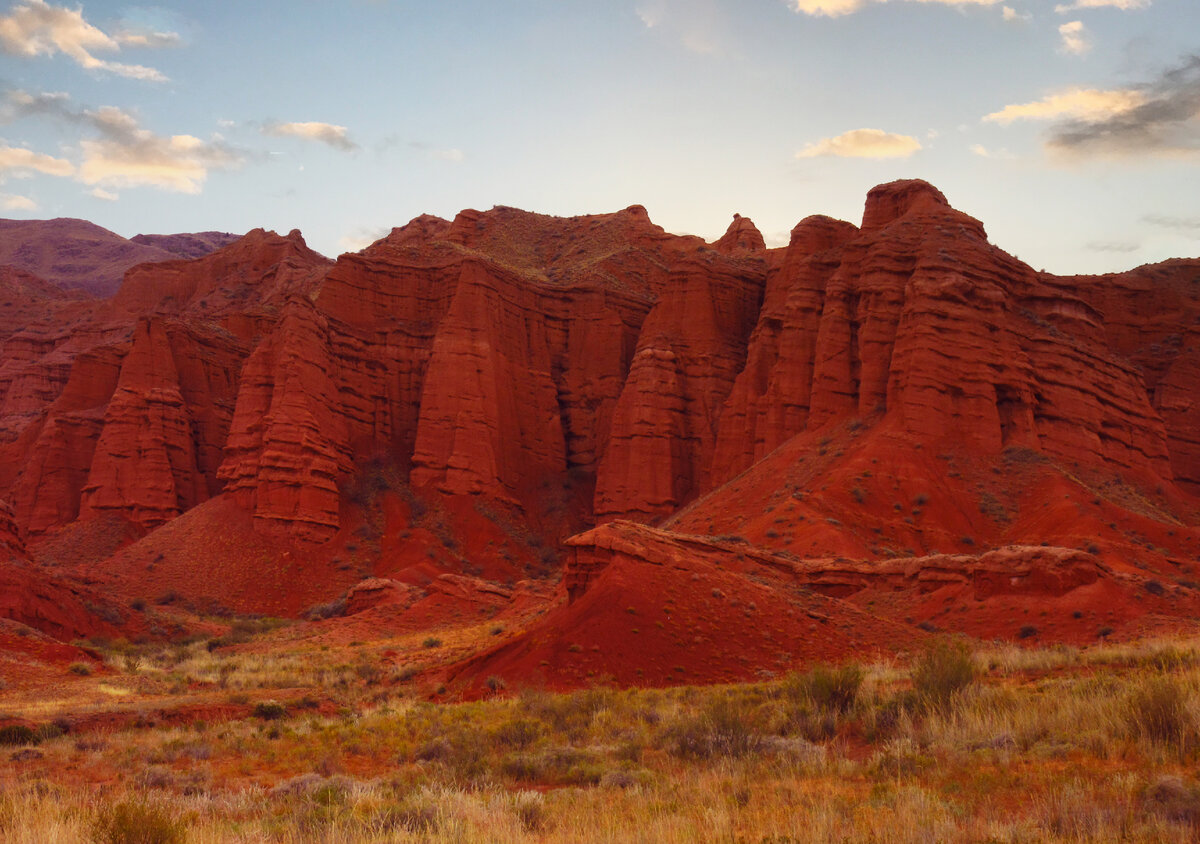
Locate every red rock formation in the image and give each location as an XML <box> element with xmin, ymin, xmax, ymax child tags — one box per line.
<box><xmin>79</xmin><ymin>318</ymin><xmax>246</xmax><ymax>528</ymax></box>
<box><xmin>0</xmin><ymin>499</ymin><xmax>22</xmax><ymax>557</ymax></box>
<box><xmin>0</xmin><ymin>184</ymin><xmax>1196</xmax><ymax>653</ymax></box>
<box><xmin>1047</xmin><ymin>260</ymin><xmax>1200</xmax><ymax>495</ymax></box>
<box><xmin>710</xmin><ymin>179</ymin><xmax>1180</xmax><ymax>496</ymax></box>
<box><xmin>594</xmin><ymin>246</ymin><xmax>767</xmax><ymax>521</ymax></box>
<box><xmin>112</xmin><ymin>228</ymin><xmax>330</xmax><ymax>316</ymax></box>
<box><xmin>713</xmin><ymin>214</ymin><xmax>766</xmax><ymax>255</ymax></box>
<box><xmin>218</xmin><ymin>301</ymin><xmax>349</xmax><ymax>541</ymax></box>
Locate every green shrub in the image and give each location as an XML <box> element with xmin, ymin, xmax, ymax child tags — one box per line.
<box><xmin>90</xmin><ymin>798</ymin><xmax>186</xmax><ymax>844</ymax></box>
<box><xmin>912</xmin><ymin>637</ymin><xmax>976</xmax><ymax>710</ymax></box>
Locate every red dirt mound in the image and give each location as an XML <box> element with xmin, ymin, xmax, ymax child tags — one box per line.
<box><xmin>445</xmin><ymin>521</ymin><xmax>923</xmax><ymax>694</ymax></box>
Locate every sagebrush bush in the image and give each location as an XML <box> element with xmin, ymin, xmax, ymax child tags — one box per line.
<box><xmin>913</xmin><ymin>637</ymin><xmax>976</xmax><ymax>710</ymax></box>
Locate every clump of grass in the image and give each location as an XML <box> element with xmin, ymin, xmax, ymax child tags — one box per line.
<box><xmin>663</xmin><ymin>692</ymin><xmax>766</xmax><ymax>759</ymax></box>
<box><xmin>784</xmin><ymin>662</ymin><xmax>863</xmax><ymax>715</ymax></box>
<box><xmin>90</xmin><ymin>798</ymin><xmax>186</xmax><ymax>844</ymax></box>
<box><xmin>0</xmin><ymin>724</ymin><xmax>37</xmax><ymax>746</ymax></box>
<box><xmin>912</xmin><ymin>637</ymin><xmax>977</xmax><ymax>711</ymax></box>
<box><xmin>1125</xmin><ymin>675</ymin><xmax>1196</xmax><ymax>754</ymax></box>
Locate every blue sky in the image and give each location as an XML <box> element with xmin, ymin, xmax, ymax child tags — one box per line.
<box><xmin>0</xmin><ymin>0</ymin><xmax>1196</xmax><ymax>273</ymax></box>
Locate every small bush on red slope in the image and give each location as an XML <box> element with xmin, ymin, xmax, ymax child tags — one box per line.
<box><xmin>913</xmin><ymin>637</ymin><xmax>977</xmax><ymax>711</ymax></box>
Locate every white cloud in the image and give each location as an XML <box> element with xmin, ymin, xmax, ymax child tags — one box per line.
<box><xmin>1055</xmin><ymin>0</ymin><xmax>1149</xmax><ymax>12</ymax></box>
<box><xmin>78</xmin><ymin>131</ymin><xmax>234</xmax><ymax>193</ymax></box>
<box><xmin>796</xmin><ymin>128</ymin><xmax>922</xmax><ymax>158</ymax></box>
<box><xmin>0</xmin><ymin>0</ymin><xmax>172</xmax><ymax>81</ymax></box>
<box><xmin>263</xmin><ymin>121</ymin><xmax>357</xmax><ymax>151</ymax></box>
<box><xmin>0</xmin><ymin>192</ymin><xmax>35</xmax><ymax>210</ymax></box>
<box><xmin>970</xmin><ymin>143</ymin><xmax>1015</xmax><ymax>159</ymax></box>
<box><xmin>789</xmin><ymin>0</ymin><xmax>1000</xmax><ymax>16</ymax></box>
<box><xmin>0</xmin><ymin>143</ymin><xmax>74</xmax><ymax>177</ymax></box>
<box><xmin>3</xmin><ymin>89</ymin><xmax>244</xmax><ymax>193</ymax></box>
<box><xmin>790</xmin><ymin>0</ymin><xmax>865</xmax><ymax>15</ymax></box>
<box><xmin>89</xmin><ymin>186</ymin><xmax>117</xmax><ymax>201</ymax></box>
<box><xmin>69</xmin><ymin>105</ymin><xmax>240</xmax><ymax>193</ymax></box>
<box><xmin>984</xmin><ymin>87</ymin><xmax>1144</xmax><ymax>123</ymax></box>
<box><xmin>1058</xmin><ymin>20</ymin><xmax>1091</xmax><ymax>55</ymax></box>
<box><xmin>1002</xmin><ymin>6</ymin><xmax>1032</xmax><ymax>21</ymax></box>
<box><xmin>430</xmin><ymin>147</ymin><xmax>464</xmax><ymax>162</ymax></box>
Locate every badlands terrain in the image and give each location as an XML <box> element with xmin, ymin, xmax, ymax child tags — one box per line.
<box><xmin>1</xmin><ymin>179</ymin><xmax>1199</xmax><ymax>841</ymax></box>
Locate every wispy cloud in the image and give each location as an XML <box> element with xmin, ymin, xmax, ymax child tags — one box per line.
<box><xmin>969</xmin><ymin>143</ymin><xmax>1015</xmax><ymax>159</ymax></box>
<box><xmin>0</xmin><ymin>0</ymin><xmax>174</xmax><ymax>81</ymax></box>
<box><xmin>262</xmin><ymin>120</ymin><xmax>358</xmax><ymax>151</ymax></box>
<box><xmin>984</xmin><ymin>87</ymin><xmax>1145</xmax><ymax>124</ymax></box>
<box><xmin>89</xmin><ymin>186</ymin><xmax>117</xmax><ymax>201</ymax></box>
<box><xmin>1002</xmin><ymin>6</ymin><xmax>1032</xmax><ymax>22</ymax></box>
<box><xmin>0</xmin><ymin>142</ymin><xmax>73</xmax><ymax>177</ymax></box>
<box><xmin>0</xmin><ymin>191</ymin><xmax>34</xmax><ymax>210</ymax></box>
<box><xmin>1045</xmin><ymin>55</ymin><xmax>1200</xmax><ymax>159</ymax></box>
<box><xmin>1143</xmin><ymin>213</ymin><xmax>1200</xmax><ymax>235</ymax></box>
<box><xmin>788</xmin><ymin>0</ymin><xmax>1000</xmax><ymax>17</ymax></box>
<box><xmin>796</xmin><ymin>128</ymin><xmax>922</xmax><ymax>158</ymax></box>
<box><xmin>1086</xmin><ymin>239</ymin><xmax>1139</xmax><ymax>252</ymax></box>
<box><xmin>636</xmin><ymin>0</ymin><xmax>726</xmax><ymax>55</ymax></box>
<box><xmin>1055</xmin><ymin>0</ymin><xmax>1149</xmax><ymax>12</ymax></box>
<box><xmin>3</xmin><ymin>89</ymin><xmax>244</xmax><ymax>192</ymax></box>
<box><xmin>408</xmin><ymin>142</ymin><xmax>465</xmax><ymax>163</ymax></box>
<box><xmin>1058</xmin><ymin>20</ymin><xmax>1091</xmax><ymax>55</ymax></box>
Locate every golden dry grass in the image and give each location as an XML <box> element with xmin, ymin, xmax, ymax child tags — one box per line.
<box><xmin>4</xmin><ymin>635</ymin><xmax>1200</xmax><ymax>842</ymax></box>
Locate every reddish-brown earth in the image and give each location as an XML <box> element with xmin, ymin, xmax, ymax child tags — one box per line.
<box><xmin>0</xmin><ymin>180</ymin><xmax>1197</xmax><ymax>693</ymax></box>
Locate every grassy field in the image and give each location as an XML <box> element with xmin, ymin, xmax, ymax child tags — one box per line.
<box><xmin>4</xmin><ymin>634</ymin><xmax>1200</xmax><ymax>842</ymax></box>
